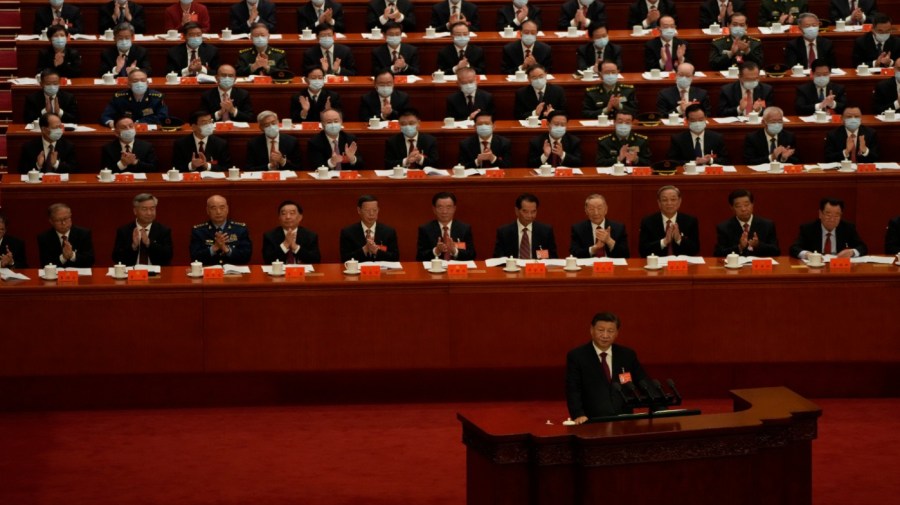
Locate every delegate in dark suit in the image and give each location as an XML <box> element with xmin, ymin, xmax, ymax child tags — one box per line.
<box><xmin>112</xmin><ymin>222</ymin><xmax>174</xmax><ymax>266</ymax></box>
<box><xmin>245</xmin><ymin>134</ymin><xmax>303</xmax><ymax>171</ymax></box>
<box><xmin>297</xmin><ymin>0</ymin><xmax>345</xmax><ymax>33</ymax></box>
<box><xmin>339</xmin><ymin>223</ymin><xmax>400</xmax><ymax>262</ymax></box>
<box><xmin>496</xmin><ymin>4</ymin><xmax>542</xmax><ymax>30</ymax></box>
<box><xmin>872</xmin><ymin>76</ymin><xmax>899</xmax><ymax>114</ymax></box>
<box><xmin>415</xmin><ymin>220</ymin><xmax>476</xmax><ymax>261</ymax></box>
<box><xmin>743</xmin><ymin>129</ymin><xmax>800</xmax><ymax>165</ymax></box>
<box><xmin>36</xmin><ymin>47</ymin><xmax>82</xmax><ymax>78</ymax></box>
<box><xmin>201</xmin><ymin>87</ymin><xmax>254</xmax><ymax>122</ymax></box>
<box><xmin>576</xmin><ymin>41</ymin><xmax>623</xmax><ymax>72</ymax></box>
<box><xmin>37</xmin><ymin>226</ymin><xmax>94</xmax><ymax>267</ymax></box>
<box><xmin>644</xmin><ymin>37</ymin><xmax>690</xmax><ymax>71</ymax></box>
<box><xmin>99</xmin><ymin>1</ymin><xmax>146</xmax><ymax>34</ymax></box>
<box><xmin>190</xmin><ymin>220</ymin><xmax>253</xmax><ymax>265</ymax></box>
<box><xmin>656</xmin><ymin>86</ymin><xmax>711</xmax><ymax>117</ymax></box>
<box><xmin>666</xmin><ymin>130</ymin><xmax>730</xmax><ymax>164</ymax></box>
<box><xmin>714</xmin><ymin>216</ymin><xmax>781</xmax><ymax>257</ymax></box>
<box><xmin>165</xmin><ymin>43</ymin><xmax>220</xmax><ymax>75</ymax></box>
<box><xmin>830</xmin><ymin>0</ymin><xmax>878</xmax><ymax>24</ymax></box>
<box><xmin>292</xmin><ymin>88</ymin><xmax>342</xmax><ymax>122</ymax></box>
<box><xmin>100</xmin><ymin>45</ymin><xmax>152</xmax><ymax>76</ymax></box>
<box><xmin>558</xmin><ymin>0</ymin><xmax>606</xmax><ymax>29</ymax></box>
<box><xmin>784</xmin><ymin>37</ymin><xmax>838</xmax><ymax>69</ymax></box>
<box><xmin>699</xmin><ymin>0</ymin><xmax>745</xmax><ymax>28</ymax></box>
<box><xmin>0</xmin><ymin>235</ymin><xmax>28</xmax><ymax>269</ymax></box>
<box><xmin>19</xmin><ymin>137</ymin><xmax>78</xmax><ymax>173</ymax></box>
<box><xmin>100</xmin><ymin>138</ymin><xmax>158</xmax><ymax>172</ymax></box>
<box><xmin>795</xmin><ymin>81</ymin><xmax>846</xmax><ymax>116</ymax></box>
<box><xmin>371</xmin><ymin>44</ymin><xmax>420</xmax><ymax>75</ymax></box>
<box><xmin>302</xmin><ymin>44</ymin><xmax>357</xmax><ymax>75</ymax></box>
<box><xmin>261</xmin><ymin>227</ymin><xmax>321</xmax><ymax>264</ymax></box>
<box><xmin>457</xmin><ymin>134</ymin><xmax>512</xmax><ymax>168</ymax></box>
<box><xmin>569</xmin><ymin>219</ymin><xmax>630</xmax><ymax>258</ymax></box>
<box><xmin>171</xmin><ymin>134</ymin><xmax>232</xmax><ymax>171</ymax></box>
<box><xmin>436</xmin><ymin>44</ymin><xmax>486</xmax><ymax>74</ymax></box>
<box><xmin>501</xmin><ymin>41</ymin><xmax>553</xmax><ymax>74</ymax></box>
<box><xmin>230</xmin><ymin>0</ymin><xmax>277</xmax><ymax>33</ymax></box>
<box><xmin>789</xmin><ymin>220</ymin><xmax>868</xmax><ymax>257</ymax></box>
<box><xmin>23</xmin><ymin>89</ymin><xmax>79</xmax><ymax>124</ymax></box>
<box><xmin>358</xmin><ymin>89</ymin><xmax>408</xmax><ymax>121</ymax></box>
<box><xmin>445</xmin><ymin>89</ymin><xmax>495</xmax><ymax>121</ymax></box>
<box><xmin>884</xmin><ymin>216</ymin><xmax>900</xmax><ymax>255</ymax></box>
<box><xmin>627</xmin><ymin>0</ymin><xmax>677</xmax><ymax>28</ymax></box>
<box><xmin>638</xmin><ymin>212</ymin><xmax>700</xmax><ymax>257</ymax></box>
<box><xmin>717</xmin><ymin>81</ymin><xmax>774</xmax><ymax>117</ymax></box>
<box><xmin>513</xmin><ymin>83</ymin><xmax>567</xmax><ymax>120</ymax></box>
<box><xmin>824</xmin><ymin>125</ymin><xmax>879</xmax><ymax>163</ymax></box>
<box><xmin>566</xmin><ymin>342</ymin><xmax>647</xmax><ymax>419</ymax></box>
<box><xmin>307</xmin><ymin>131</ymin><xmax>364</xmax><ymax>169</ymax></box>
<box><xmin>366</xmin><ymin>0</ymin><xmax>416</xmax><ymax>32</ymax></box>
<box><xmin>527</xmin><ymin>134</ymin><xmax>582</xmax><ymax>168</ymax></box>
<box><xmin>33</xmin><ymin>4</ymin><xmax>83</xmax><ymax>34</ymax></box>
<box><xmin>492</xmin><ymin>221</ymin><xmax>558</xmax><ymax>258</ymax></box>
<box><xmin>852</xmin><ymin>33</ymin><xmax>900</xmax><ymax>66</ymax></box>
<box><xmin>383</xmin><ymin>133</ymin><xmax>439</xmax><ymax>169</ymax></box>
<box><xmin>431</xmin><ymin>1</ymin><xmax>480</xmax><ymax>30</ymax></box>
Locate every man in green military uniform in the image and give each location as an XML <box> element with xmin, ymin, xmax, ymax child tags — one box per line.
<box><xmin>758</xmin><ymin>0</ymin><xmax>808</xmax><ymax>26</ymax></box>
<box><xmin>100</xmin><ymin>68</ymin><xmax>168</xmax><ymax>127</ymax></box>
<box><xmin>189</xmin><ymin>194</ymin><xmax>253</xmax><ymax>265</ymax></box>
<box><xmin>582</xmin><ymin>61</ymin><xmax>638</xmax><ymax>118</ymax></box>
<box><xmin>709</xmin><ymin>12</ymin><xmax>764</xmax><ymax>70</ymax></box>
<box><xmin>236</xmin><ymin>22</ymin><xmax>289</xmax><ymax>76</ymax></box>
<box><xmin>596</xmin><ymin>110</ymin><xmax>652</xmax><ymax>166</ymax></box>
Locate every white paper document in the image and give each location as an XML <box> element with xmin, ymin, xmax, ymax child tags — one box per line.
<box><xmin>261</xmin><ymin>265</ymin><xmax>315</xmax><ymax>274</ymax></box>
<box><xmin>531</xmin><ymin>168</ymin><xmax>584</xmax><ymax>176</ymax></box>
<box><xmin>203</xmin><ymin>264</ymin><xmax>251</xmax><ymax>274</ymax></box>
<box><xmin>420</xmin><ymin>260</ymin><xmax>478</xmax><ymax>269</ymax></box>
<box><xmin>0</xmin><ymin>268</ymin><xmax>31</xmax><ymax>281</ymax></box>
<box><xmin>39</xmin><ymin>268</ymin><xmax>92</xmax><ymax>276</ymax></box>
<box><xmin>652</xmin><ymin>256</ymin><xmax>707</xmax><ymax>266</ymax></box>
<box><xmin>20</xmin><ymin>174</ymin><xmax>71</xmax><ymax>182</ymax></box>
<box><xmin>576</xmin><ymin>258</ymin><xmax>629</xmax><ymax>267</ymax></box>
<box><xmin>371</xmin><ymin>262</ymin><xmax>403</xmax><ymax>270</ymax></box>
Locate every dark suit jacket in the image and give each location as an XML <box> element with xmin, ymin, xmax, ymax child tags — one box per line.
<box><xmin>717</xmin><ymin>81</ymin><xmax>775</xmax><ymax>117</ymax></box>
<box><xmin>743</xmin><ymin>129</ymin><xmax>800</xmax><ymax>165</ymax></box>
<box><xmin>790</xmin><ymin>220</ymin><xmax>868</xmax><ymax>257</ymax></box>
<box><xmin>714</xmin><ymin>215</ymin><xmax>781</xmax><ymax>257</ymax></box>
<box><xmin>201</xmin><ymin>86</ymin><xmax>254</xmax><ymax>122</ymax></box>
<box><xmin>371</xmin><ymin>43</ymin><xmax>420</xmax><ymax>75</ymax></box>
<box><xmin>33</xmin><ymin>4</ymin><xmax>83</xmax><ymax>34</ymax></box>
<box><xmin>501</xmin><ymin>41</ymin><xmax>552</xmax><ymax>74</ymax></box>
<box><xmin>384</xmin><ymin>133</ymin><xmax>439</xmax><ymax>169</ymax></box>
<box><xmin>165</xmin><ymin>43</ymin><xmax>220</xmax><ymax>75</ymax></box>
<box><xmin>436</xmin><ymin>43</ymin><xmax>485</xmax><ymax>74</ymax></box>
<box><xmin>36</xmin><ymin>47</ymin><xmax>82</xmax><ymax>78</ymax></box>
<box><xmin>416</xmin><ymin>220</ymin><xmax>476</xmax><ymax>261</ymax></box>
<box><xmin>458</xmin><ymin>134</ymin><xmax>512</xmax><ymax>168</ymax></box>
<box><xmin>830</xmin><ymin>0</ymin><xmax>877</xmax><ymax>24</ymax></box>
<box><xmin>297</xmin><ymin>0</ymin><xmax>346</xmax><ymax>33</ymax></box>
<box><xmin>666</xmin><ymin>130</ymin><xmax>730</xmax><ymax>164</ymax></box>
<box><xmin>445</xmin><ymin>89</ymin><xmax>495</xmax><ymax>120</ymax></box>
<box><xmin>431</xmin><ymin>1</ymin><xmax>479</xmax><ymax>30</ymax></box>
<box><xmin>514</xmin><ymin>83</ymin><xmax>567</xmax><ymax>120</ymax></box>
<box><xmin>358</xmin><ymin>89</ymin><xmax>407</xmax><ymax>121</ymax></box>
<box><xmin>339</xmin><ymin>222</ymin><xmax>400</xmax><ymax>262</ymax></box>
<box><xmin>558</xmin><ymin>0</ymin><xmax>606</xmax><ymax>29</ymax></box>
<box><xmin>872</xmin><ymin>76</ymin><xmax>899</xmax><ymax>114</ymax></box>
<box><xmin>566</xmin><ymin>342</ymin><xmax>647</xmax><ymax>419</ymax></box>
<box><xmin>492</xmin><ymin>221</ymin><xmax>558</xmax><ymax>258</ymax></box>
<box><xmin>112</xmin><ymin>221</ymin><xmax>174</xmax><ymax>266</ymax></box>
<box><xmin>37</xmin><ymin>226</ymin><xmax>94</xmax><ymax>267</ymax></box>
<box><xmin>292</xmin><ymin>88</ymin><xmax>342</xmax><ymax>122</ymax></box>
<box><xmin>246</xmin><ymin>134</ymin><xmax>303</xmax><ymax>171</ymax></box>
<box><xmin>99</xmin><ymin>1</ymin><xmax>146</xmax><ymax>33</ymax></box>
<box><xmin>638</xmin><ymin>212</ymin><xmax>700</xmax><ymax>257</ymax></box>
<box><xmin>824</xmin><ymin>125</ymin><xmax>879</xmax><ymax>163</ymax></box>
<box><xmin>100</xmin><ymin>45</ymin><xmax>152</xmax><ymax>76</ymax></box>
<box><xmin>576</xmin><ymin>41</ymin><xmax>623</xmax><ymax>71</ymax></box>
<box><xmin>230</xmin><ymin>0</ymin><xmax>277</xmax><ymax>33</ymax></box>
<box><xmin>795</xmin><ymin>81</ymin><xmax>846</xmax><ymax>116</ymax></box>
<box><xmin>527</xmin><ymin>133</ymin><xmax>582</xmax><ymax>168</ymax></box>
<box><xmin>171</xmin><ymin>134</ymin><xmax>232</xmax><ymax>172</ymax></box>
<box><xmin>784</xmin><ymin>36</ymin><xmax>837</xmax><ymax>69</ymax></box>
<box><xmin>643</xmin><ymin>36</ymin><xmax>690</xmax><ymax>71</ymax></box>
<box><xmin>262</xmin><ymin>227</ymin><xmax>321</xmax><ymax>264</ymax></box>
<box><xmin>307</xmin><ymin>131</ymin><xmax>363</xmax><ymax>169</ymax></box>
<box><xmin>19</xmin><ymin>137</ymin><xmax>78</xmax><ymax>173</ymax></box>
<box><xmin>101</xmin><ymin>138</ymin><xmax>158</xmax><ymax>172</ymax></box>
<box><xmin>496</xmin><ymin>4</ymin><xmax>542</xmax><ymax>30</ymax></box>
<box><xmin>23</xmin><ymin>90</ymin><xmax>79</xmax><ymax>124</ymax></box>
<box><xmin>569</xmin><ymin>219</ymin><xmax>630</xmax><ymax>258</ymax></box>
<box><xmin>885</xmin><ymin>216</ymin><xmax>900</xmax><ymax>255</ymax></box>
<box><xmin>699</xmin><ymin>0</ymin><xmax>745</xmax><ymax>28</ymax></box>
<box><xmin>366</xmin><ymin>0</ymin><xmax>416</xmax><ymax>32</ymax></box>
<box><xmin>302</xmin><ymin>44</ymin><xmax>357</xmax><ymax>75</ymax></box>
<box><xmin>627</xmin><ymin>0</ymin><xmax>677</xmax><ymax>28</ymax></box>
<box><xmin>852</xmin><ymin>33</ymin><xmax>900</xmax><ymax>66</ymax></box>
<box><xmin>0</xmin><ymin>235</ymin><xmax>28</xmax><ymax>269</ymax></box>
<box><xmin>656</xmin><ymin>86</ymin><xmax>711</xmax><ymax>117</ymax></box>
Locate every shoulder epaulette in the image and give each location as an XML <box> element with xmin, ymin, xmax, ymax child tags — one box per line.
<box><xmin>193</xmin><ymin>222</ymin><xmax>208</xmax><ymax>229</ymax></box>
<box><xmin>586</xmin><ymin>86</ymin><xmax>600</xmax><ymax>91</ymax></box>
<box><xmin>113</xmin><ymin>90</ymin><xmax>129</xmax><ymax>97</ymax></box>
<box><xmin>748</xmin><ymin>36</ymin><xmax>761</xmax><ymax>42</ymax></box>
<box><xmin>713</xmin><ymin>36</ymin><xmax>728</xmax><ymax>41</ymax></box>
<box><xmin>619</xmin><ymin>84</ymin><xmax>634</xmax><ymax>88</ymax></box>
<box><xmin>239</xmin><ymin>47</ymin><xmax>255</xmax><ymax>54</ymax></box>
<box><xmin>148</xmin><ymin>91</ymin><xmax>163</xmax><ymax>98</ymax></box>
<box><xmin>635</xmin><ymin>133</ymin><xmax>648</xmax><ymax>139</ymax></box>
<box><xmin>231</xmin><ymin>221</ymin><xmax>247</xmax><ymax>227</ymax></box>
<box><xmin>270</xmin><ymin>47</ymin><xmax>285</xmax><ymax>54</ymax></box>
<box><xmin>599</xmin><ymin>134</ymin><xmax>612</xmax><ymax>140</ymax></box>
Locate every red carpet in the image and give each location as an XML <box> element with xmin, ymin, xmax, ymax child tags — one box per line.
<box><xmin>1</xmin><ymin>399</ymin><xmax>898</xmax><ymax>505</ymax></box>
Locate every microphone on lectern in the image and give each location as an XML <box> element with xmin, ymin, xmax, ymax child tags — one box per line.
<box><xmin>666</xmin><ymin>379</ymin><xmax>683</xmax><ymax>402</ymax></box>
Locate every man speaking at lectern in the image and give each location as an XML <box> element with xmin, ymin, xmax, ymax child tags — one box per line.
<box><xmin>566</xmin><ymin>312</ymin><xmax>647</xmax><ymax>424</ymax></box>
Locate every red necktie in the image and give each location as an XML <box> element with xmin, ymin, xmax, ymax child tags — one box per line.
<box><xmin>524</xmin><ymin>47</ymin><xmax>531</xmax><ymax>58</ymax></box>
<box><xmin>743</xmin><ymin>223</ymin><xmax>750</xmax><ymax>234</ymax></box>
<box><xmin>43</xmin><ymin>143</ymin><xmax>54</xmax><ymax>171</ymax></box>
<box><xmin>286</xmin><ymin>231</ymin><xmax>296</xmax><ymax>263</ymax></box>
<box><xmin>466</xmin><ymin>95</ymin><xmax>475</xmax><ymax>112</ymax></box>
<box><xmin>442</xmin><ymin>225</ymin><xmax>452</xmax><ymax>260</ymax></box>
<box><xmin>392</xmin><ymin>50</ymin><xmax>399</xmax><ymax>63</ymax></box>
<box><xmin>807</xmin><ymin>42</ymin><xmax>816</xmax><ymax>68</ymax></box>
<box><xmin>599</xmin><ymin>351</ymin><xmax>611</xmax><ymax>382</ymax></box>
<box><xmin>823</xmin><ymin>232</ymin><xmax>833</xmax><ymax>254</ymax></box>
<box><xmin>666</xmin><ymin>220</ymin><xmax>674</xmax><ymax>255</ymax></box>
<box><xmin>270</xmin><ymin>139</ymin><xmax>278</xmax><ymax>165</ymax></box>
<box><xmin>138</xmin><ymin>228</ymin><xmax>149</xmax><ymax>264</ymax></box>
<box><xmin>519</xmin><ymin>227</ymin><xmax>531</xmax><ymax>259</ymax></box>
<box><xmin>849</xmin><ymin>133</ymin><xmax>857</xmax><ymax>162</ymax></box>
<box><xmin>124</xmin><ymin>143</ymin><xmax>131</xmax><ymax>153</ymax></box>
<box><xmin>594</xmin><ymin>225</ymin><xmax>606</xmax><ymax>257</ymax></box>
<box><xmin>408</xmin><ymin>139</ymin><xmax>419</xmax><ymax>168</ymax></box>
<box><xmin>365</xmin><ymin>228</ymin><xmax>373</xmax><ymax>256</ymax></box>
<box><xmin>46</xmin><ymin>95</ymin><xmax>55</xmax><ymax>114</ymax></box>
<box><xmin>548</xmin><ymin>141</ymin><xmax>561</xmax><ymax>166</ymax></box>
<box><xmin>332</xmin><ymin>139</ymin><xmax>342</xmax><ymax>170</ymax></box>
<box><xmin>664</xmin><ymin>43</ymin><xmax>673</xmax><ymax>71</ymax></box>
<box><xmin>221</xmin><ymin>93</ymin><xmax>230</xmax><ymax>121</ymax></box>
<box><xmin>197</xmin><ymin>140</ymin><xmax>205</xmax><ymax>155</ymax></box>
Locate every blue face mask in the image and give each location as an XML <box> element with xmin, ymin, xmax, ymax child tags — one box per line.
<box><xmin>742</xmin><ymin>79</ymin><xmax>758</xmax><ymax>91</ymax></box>
<box><xmin>530</xmin><ymin>77</ymin><xmax>546</xmax><ymax>90</ymax></box>
<box><xmin>521</xmin><ymin>34</ymin><xmax>536</xmax><ymax>46</ymax></box>
<box><xmin>218</xmin><ymin>76</ymin><xmax>235</xmax><ymax>89</ymax></box>
<box><xmin>676</xmin><ymin>76</ymin><xmax>692</xmax><ymax>89</ymax></box>
<box><xmin>844</xmin><ymin>117</ymin><xmax>861</xmax><ymax>131</ymax></box>
<box><xmin>579</xmin><ymin>0</ymin><xmax>594</xmax><ymax>5</ymax></box>
<box><xmin>513</xmin><ymin>0</ymin><xmax>528</xmax><ymax>7</ymax></box>
<box><xmin>660</xmin><ymin>28</ymin><xmax>677</xmax><ymax>41</ymax></box>
<box><xmin>460</xmin><ymin>82</ymin><xmax>477</xmax><ymax>95</ymax></box>
<box><xmin>180</xmin><ymin>0</ymin><xmax>192</xmax><ymax>5</ymax></box>
<box><xmin>199</xmin><ymin>123</ymin><xmax>215</xmax><ymax>137</ymax></box>
<box><xmin>802</xmin><ymin>26</ymin><xmax>819</xmax><ymax>40</ymax></box>
<box><xmin>602</xmin><ymin>73</ymin><xmax>618</xmax><ymax>87</ymax></box>
<box><xmin>186</xmin><ymin>36</ymin><xmax>202</xmax><ymax>49</ymax></box>
<box><xmin>549</xmin><ymin>125</ymin><xmax>566</xmax><ymax>138</ymax></box>
<box><xmin>131</xmin><ymin>81</ymin><xmax>148</xmax><ymax>95</ymax></box>
<box><xmin>51</xmin><ymin>37</ymin><xmax>67</xmax><ymax>50</ymax></box>
<box><xmin>476</xmin><ymin>124</ymin><xmax>493</xmax><ymax>137</ymax></box>
<box><xmin>593</xmin><ymin>37</ymin><xmax>608</xmax><ymax>49</ymax></box>
<box><xmin>264</xmin><ymin>124</ymin><xmax>280</xmax><ymax>138</ymax></box>
<box><xmin>376</xmin><ymin>85</ymin><xmax>393</xmax><ymax>97</ymax></box>
<box><xmin>689</xmin><ymin>121</ymin><xmax>706</xmax><ymax>134</ymax></box>
<box><xmin>43</xmin><ymin>84</ymin><xmax>59</xmax><ymax>96</ymax></box>
<box><xmin>252</xmin><ymin>36</ymin><xmax>268</xmax><ymax>48</ymax></box>
<box><xmin>324</xmin><ymin>122</ymin><xmax>342</xmax><ymax>136</ymax></box>
<box><xmin>766</xmin><ymin>122</ymin><xmax>783</xmax><ymax>136</ymax></box>
<box><xmin>308</xmin><ymin>78</ymin><xmax>325</xmax><ymax>91</ymax></box>
<box><xmin>386</xmin><ymin>35</ymin><xmax>401</xmax><ymax>47</ymax></box>
<box><xmin>119</xmin><ymin>128</ymin><xmax>136</xmax><ymax>143</ymax></box>
<box><xmin>453</xmin><ymin>36</ymin><xmax>470</xmax><ymax>48</ymax></box>
<box><xmin>50</xmin><ymin>0</ymin><xmax>64</xmax><ymax>7</ymax></box>
<box><xmin>48</xmin><ymin>127</ymin><xmax>63</xmax><ymax>141</ymax></box>
<box><xmin>319</xmin><ymin>36</ymin><xmax>334</xmax><ymax>49</ymax></box>
<box><xmin>401</xmin><ymin>124</ymin><xmax>418</xmax><ymax>138</ymax></box>
<box><xmin>730</xmin><ymin>26</ymin><xmax>746</xmax><ymax>39</ymax></box>
<box><xmin>116</xmin><ymin>39</ymin><xmax>132</xmax><ymax>53</ymax></box>
<box><xmin>615</xmin><ymin>123</ymin><xmax>631</xmax><ymax>138</ymax></box>
<box><xmin>813</xmin><ymin>75</ymin><xmax>830</xmax><ymax>88</ymax></box>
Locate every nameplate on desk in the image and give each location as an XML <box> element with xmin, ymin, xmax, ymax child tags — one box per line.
<box><xmin>42</xmin><ymin>174</ymin><xmax>62</xmax><ymax>184</ymax></box>
<box><xmin>115</xmin><ymin>173</ymin><xmax>135</xmax><ymax>183</ymax></box>
<box><xmin>485</xmin><ymin>169</ymin><xmax>505</xmax><ymax>178</ymax></box>
<box><xmin>448</xmin><ymin>264</ymin><xmax>468</xmax><ymax>275</ymax></box>
<box><xmin>180</xmin><ymin>77</ymin><xmax>198</xmax><ymax>85</ymax></box>
<box><xmin>784</xmin><ymin>165</ymin><xmax>803</xmax><ymax>174</ymax></box>
<box><xmin>117</xmin><ymin>77</ymin><xmax>128</xmax><ymax>85</ymax></box>
<box><xmin>339</xmin><ymin>170</ymin><xmax>360</xmax><ymax>180</ymax></box>
<box><xmin>386</xmin><ymin>121</ymin><xmax>400</xmax><ymax>130</ymax></box>
<box><xmin>524</xmin><ymin>262</ymin><xmax>546</xmax><ymax>275</ymax></box>
<box><xmin>57</xmin><ymin>270</ymin><xmax>79</xmax><ymax>283</ymax></box>
<box><xmin>667</xmin><ymin>260</ymin><xmax>688</xmax><ymax>271</ymax></box>
<box><xmin>203</xmin><ymin>268</ymin><xmax>224</xmax><ymax>279</ymax></box>
<box><xmin>285</xmin><ymin>266</ymin><xmax>305</xmax><ymax>278</ymax></box>
<box><xmin>134</xmin><ymin>123</ymin><xmax>149</xmax><ymax>132</ymax></box>
<box><xmin>788</xmin><ymin>25</ymin><xmax>800</xmax><ymax>33</ymax></box>
<box><xmin>325</xmin><ymin>75</ymin><xmax>342</xmax><ymax>84</ymax></box>
<box><xmin>183</xmin><ymin>172</ymin><xmax>201</xmax><ymax>181</ymax></box>
<box><xmin>884</xmin><ymin>67</ymin><xmax>895</xmax><ymax>76</ymax></box>
<box><xmin>127</xmin><ymin>269</ymin><xmax>149</xmax><ymax>281</ymax></box>
<box><xmin>300</xmin><ymin>122</ymin><xmax>319</xmax><ymax>130</ymax></box>
<box><xmin>394</xmin><ymin>75</ymin><xmax>409</xmax><ymax>84</ymax></box>
<box><xmin>705</xmin><ymin>166</ymin><xmax>724</xmax><ymax>175</ymax></box>
<box><xmin>593</xmin><ymin>261</ymin><xmax>614</xmax><ymax>273</ymax></box>
<box><xmin>555</xmin><ymin>167</ymin><xmax>573</xmax><ymax>177</ymax></box>
<box><xmin>830</xmin><ymin>257</ymin><xmax>851</xmax><ymax>269</ymax></box>
<box><xmin>253</xmin><ymin>76</ymin><xmax>272</xmax><ymax>84</ymax></box>
<box><xmin>632</xmin><ymin>167</ymin><xmax>652</xmax><ymax>176</ymax></box>
<box><xmin>215</xmin><ymin>122</ymin><xmax>234</xmax><ymax>131</ymax></box>
<box><xmin>262</xmin><ymin>171</ymin><xmax>281</xmax><ymax>181</ymax></box>
<box><xmin>360</xmin><ymin>265</ymin><xmax>381</xmax><ymax>276</ymax></box>
<box><xmin>858</xmin><ymin>163</ymin><xmax>876</xmax><ymax>173</ymax></box>
<box><xmin>751</xmin><ymin>259</ymin><xmax>773</xmax><ymax>271</ymax></box>
<box><xmin>407</xmin><ymin>170</ymin><xmax>426</xmax><ymax>179</ymax></box>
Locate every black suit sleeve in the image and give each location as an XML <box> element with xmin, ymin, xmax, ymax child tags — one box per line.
<box><xmin>885</xmin><ymin>218</ymin><xmax>900</xmax><ymax>255</ymax></box>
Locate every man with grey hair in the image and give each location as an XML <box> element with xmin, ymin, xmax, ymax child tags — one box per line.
<box><xmin>569</xmin><ymin>194</ymin><xmax>630</xmax><ymax>258</ymax></box>
<box><xmin>37</xmin><ymin>203</ymin><xmax>95</xmax><ymax>267</ymax></box>
<box><xmin>785</xmin><ymin>13</ymin><xmax>837</xmax><ymax>69</ymax></box>
<box><xmin>638</xmin><ymin>185</ymin><xmax>700</xmax><ymax>257</ymax></box>
<box><xmin>113</xmin><ymin>193</ymin><xmax>173</xmax><ymax>266</ymax></box>
<box><xmin>246</xmin><ymin>110</ymin><xmax>302</xmax><ymax>171</ymax></box>
<box><xmin>743</xmin><ymin>106</ymin><xmax>799</xmax><ymax>165</ymax></box>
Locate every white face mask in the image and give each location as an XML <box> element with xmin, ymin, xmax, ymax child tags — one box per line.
<box><xmin>199</xmin><ymin>123</ymin><xmax>215</xmax><ymax>138</ymax></box>
<box><xmin>264</xmin><ymin>124</ymin><xmax>280</xmax><ymax>138</ymax></box>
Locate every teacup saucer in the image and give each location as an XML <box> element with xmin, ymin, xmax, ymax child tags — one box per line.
<box><xmin>643</xmin><ymin>264</ymin><xmax>664</xmax><ymax>271</ymax></box>
<box><xmin>563</xmin><ymin>266</ymin><xmax>581</xmax><ymax>272</ymax></box>
<box><xmin>806</xmin><ymin>262</ymin><xmax>825</xmax><ymax>269</ymax></box>
<box><xmin>723</xmin><ymin>264</ymin><xmax>743</xmax><ymax>270</ymax></box>
<box><xmin>40</xmin><ymin>275</ymin><xmax>59</xmax><ymax>281</ymax></box>
<box><xmin>427</xmin><ymin>268</ymin><xmax>447</xmax><ymax>274</ymax></box>
<box><xmin>111</xmin><ymin>274</ymin><xmax>129</xmax><ymax>279</ymax></box>
<box><xmin>343</xmin><ymin>269</ymin><xmax>361</xmax><ymax>275</ymax></box>
<box><xmin>503</xmin><ymin>267</ymin><xmax>521</xmax><ymax>273</ymax></box>
<box><xmin>267</xmin><ymin>272</ymin><xmax>285</xmax><ymax>277</ymax></box>
<box><xmin>186</xmin><ymin>272</ymin><xmax>204</xmax><ymax>278</ymax></box>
